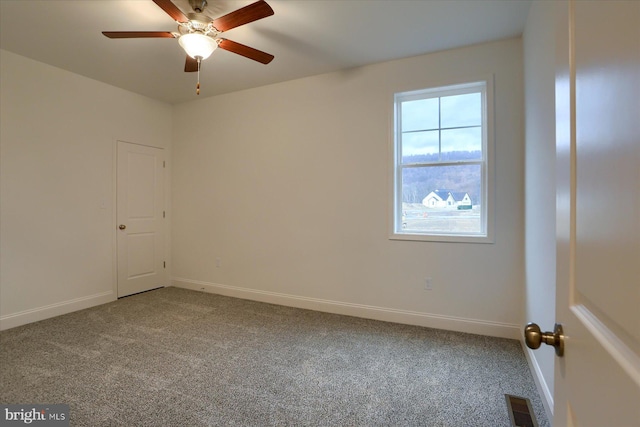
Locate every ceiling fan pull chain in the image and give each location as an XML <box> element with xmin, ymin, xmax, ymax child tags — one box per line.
<box><xmin>196</xmin><ymin>57</ymin><xmax>201</xmax><ymax>95</ymax></box>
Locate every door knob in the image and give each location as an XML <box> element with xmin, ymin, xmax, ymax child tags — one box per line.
<box><xmin>119</xmin><ymin>224</ymin><xmax>126</xmax><ymax>230</ymax></box>
<box><xmin>524</xmin><ymin>322</ymin><xmax>564</xmax><ymax>357</ymax></box>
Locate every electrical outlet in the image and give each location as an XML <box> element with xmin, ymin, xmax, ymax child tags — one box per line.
<box><xmin>424</xmin><ymin>277</ymin><xmax>433</xmax><ymax>290</ymax></box>
<box><xmin>216</xmin><ymin>258</ymin><xmax>221</xmax><ymax>268</ymax></box>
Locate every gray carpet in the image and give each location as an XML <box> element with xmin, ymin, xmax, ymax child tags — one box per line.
<box><xmin>0</xmin><ymin>287</ymin><xmax>549</xmax><ymax>426</ymax></box>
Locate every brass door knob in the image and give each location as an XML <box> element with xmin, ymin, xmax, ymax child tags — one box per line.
<box><xmin>119</xmin><ymin>224</ymin><xmax>126</xmax><ymax>230</ymax></box>
<box><xmin>524</xmin><ymin>322</ymin><xmax>564</xmax><ymax>357</ymax></box>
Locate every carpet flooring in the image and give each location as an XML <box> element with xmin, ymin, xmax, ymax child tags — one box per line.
<box><xmin>0</xmin><ymin>287</ymin><xmax>549</xmax><ymax>426</ymax></box>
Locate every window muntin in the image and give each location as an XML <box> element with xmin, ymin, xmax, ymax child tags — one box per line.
<box><xmin>392</xmin><ymin>80</ymin><xmax>492</xmax><ymax>242</ymax></box>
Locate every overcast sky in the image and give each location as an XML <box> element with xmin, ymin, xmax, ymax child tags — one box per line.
<box><xmin>401</xmin><ymin>92</ymin><xmax>482</xmax><ymax>158</ymax></box>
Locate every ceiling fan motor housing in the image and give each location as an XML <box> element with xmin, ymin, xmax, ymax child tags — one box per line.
<box><xmin>185</xmin><ymin>14</ymin><xmax>213</xmax><ymax>30</ymax></box>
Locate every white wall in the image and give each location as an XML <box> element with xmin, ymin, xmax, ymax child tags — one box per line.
<box><xmin>172</xmin><ymin>38</ymin><xmax>525</xmax><ymax>339</ymax></box>
<box><xmin>0</xmin><ymin>50</ymin><xmax>172</xmax><ymax>329</ymax></box>
<box><xmin>523</xmin><ymin>1</ymin><xmax>557</xmax><ymax>419</ymax></box>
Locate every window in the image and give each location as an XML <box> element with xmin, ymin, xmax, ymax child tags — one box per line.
<box><xmin>390</xmin><ymin>79</ymin><xmax>493</xmax><ymax>243</ymax></box>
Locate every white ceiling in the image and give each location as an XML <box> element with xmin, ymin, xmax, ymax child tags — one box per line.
<box><xmin>0</xmin><ymin>0</ymin><xmax>532</xmax><ymax>104</ymax></box>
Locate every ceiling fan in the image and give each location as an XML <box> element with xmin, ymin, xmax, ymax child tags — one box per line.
<box><xmin>103</xmin><ymin>0</ymin><xmax>274</xmax><ymax>94</ymax></box>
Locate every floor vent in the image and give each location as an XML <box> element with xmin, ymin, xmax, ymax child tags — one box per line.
<box><xmin>505</xmin><ymin>394</ymin><xmax>539</xmax><ymax>427</ymax></box>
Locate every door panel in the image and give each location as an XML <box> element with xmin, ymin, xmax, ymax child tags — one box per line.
<box><xmin>573</xmin><ymin>0</ymin><xmax>640</xmax><ymax>347</ymax></box>
<box><xmin>554</xmin><ymin>1</ymin><xmax>640</xmax><ymax>425</ymax></box>
<box><xmin>117</xmin><ymin>141</ymin><xmax>165</xmax><ymax>297</ymax></box>
<box><xmin>127</xmin><ymin>152</ymin><xmax>157</xmax><ymax>219</ymax></box>
<box><xmin>126</xmin><ymin>233</ymin><xmax>156</xmax><ymax>278</ymax></box>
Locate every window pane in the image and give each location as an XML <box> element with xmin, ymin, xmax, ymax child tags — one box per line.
<box><xmin>401</xmin><ymin>98</ymin><xmax>439</xmax><ymax>132</ymax></box>
<box><xmin>401</xmin><ymin>130</ymin><xmax>439</xmax><ymax>163</ymax></box>
<box><xmin>441</xmin><ymin>127</ymin><xmax>482</xmax><ymax>160</ymax></box>
<box><xmin>440</xmin><ymin>93</ymin><xmax>481</xmax><ymax>128</ymax></box>
<box><xmin>401</xmin><ymin>165</ymin><xmax>482</xmax><ymax>234</ymax></box>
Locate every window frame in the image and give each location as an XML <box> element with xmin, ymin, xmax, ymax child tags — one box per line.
<box><xmin>389</xmin><ymin>76</ymin><xmax>495</xmax><ymax>243</ymax></box>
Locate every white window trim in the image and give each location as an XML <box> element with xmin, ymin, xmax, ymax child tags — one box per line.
<box><xmin>388</xmin><ymin>75</ymin><xmax>495</xmax><ymax>244</ymax></box>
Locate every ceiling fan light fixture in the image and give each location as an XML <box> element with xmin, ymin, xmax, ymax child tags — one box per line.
<box><xmin>178</xmin><ymin>33</ymin><xmax>218</xmax><ymax>60</ymax></box>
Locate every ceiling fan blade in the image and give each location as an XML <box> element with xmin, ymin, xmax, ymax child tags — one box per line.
<box><xmin>218</xmin><ymin>39</ymin><xmax>274</xmax><ymax>64</ymax></box>
<box><xmin>102</xmin><ymin>31</ymin><xmax>175</xmax><ymax>39</ymax></box>
<box><xmin>212</xmin><ymin>0</ymin><xmax>274</xmax><ymax>32</ymax></box>
<box><xmin>184</xmin><ymin>55</ymin><xmax>199</xmax><ymax>72</ymax></box>
<box><xmin>152</xmin><ymin>0</ymin><xmax>189</xmax><ymax>22</ymax></box>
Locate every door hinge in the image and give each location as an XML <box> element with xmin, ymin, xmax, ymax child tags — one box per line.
<box><xmin>163</xmin><ymin>261</ymin><xmax>166</xmax><ymax>268</ymax></box>
<box><xmin>163</xmin><ymin>211</ymin><xmax>165</xmax><ymax>218</ymax></box>
<box><xmin>163</xmin><ymin>161</ymin><xmax>166</xmax><ymax>168</ymax></box>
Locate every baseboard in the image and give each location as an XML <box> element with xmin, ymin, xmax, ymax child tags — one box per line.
<box><xmin>0</xmin><ymin>291</ymin><xmax>115</xmax><ymax>331</ymax></box>
<box><xmin>172</xmin><ymin>278</ymin><xmax>520</xmax><ymax>339</ymax></box>
<box><xmin>521</xmin><ymin>340</ymin><xmax>554</xmax><ymax>421</ymax></box>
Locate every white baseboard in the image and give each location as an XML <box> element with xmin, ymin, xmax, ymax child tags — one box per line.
<box><xmin>521</xmin><ymin>340</ymin><xmax>554</xmax><ymax>421</ymax></box>
<box><xmin>0</xmin><ymin>291</ymin><xmax>115</xmax><ymax>331</ymax></box>
<box><xmin>172</xmin><ymin>277</ymin><xmax>520</xmax><ymax>339</ymax></box>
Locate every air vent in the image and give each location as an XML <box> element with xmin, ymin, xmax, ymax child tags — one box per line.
<box><xmin>505</xmin><ymin>394</ymin><xmax>538</xmax><ymax>427</ymax></box>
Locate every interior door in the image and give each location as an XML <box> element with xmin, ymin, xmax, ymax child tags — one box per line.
<box><xmin>554</xmin><ymin>1</ymin><xmax>640</xmax><ymax>425</ymax></box>
<box><xmin>117</xmin><ymin>141</ymin><xmax>165</xmax><ymax>298</ymax></box>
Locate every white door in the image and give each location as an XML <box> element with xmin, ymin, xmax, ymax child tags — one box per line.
<box><xmin>117</xmin><ymin>141</ymin><xmax>165</xmax><ymax>298</ymax></box>
<box><xmin>553</xmin><ymin>1</ymin><xmax>640</xmax><ymax>425</ymax></box>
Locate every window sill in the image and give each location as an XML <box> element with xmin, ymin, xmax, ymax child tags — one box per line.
<box><xmin>389</xmin><ymin>231</ymin><xmax>494</xmax><ymax>244</ymax></box>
